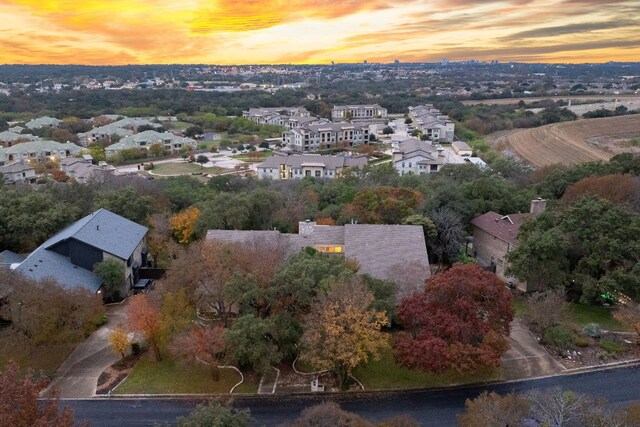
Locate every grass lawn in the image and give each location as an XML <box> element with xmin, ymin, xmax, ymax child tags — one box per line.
<box><xmin>513</xmin><ymin>297</ymin><xmax>528</xmax><ymax>318</ymax></box>
<box><xmin>169</xmin><ymin>121</ymin><xmax>192</xmax><ymax>132</ymax></box>
<box><xmin>353</xmin><ymin>344</ymin><xmax>498</xmax><ymax>390</ymax></box>
<box><xmin>568</xmin><ymin>303</ymin><xmax>624</xmax><ymax>330</ymax></box>
<box><xmin>113</xmin><ymin>359</ymin><xmax>256</xmax><ymax>394</ymax></box>
<box><xmin>151</xmin><ymin>162</ymin><xmax>226</xmax><ymax>176</ymax></box>
<box><xmin>231</xmin><ymin>150</ymin><xmax>272</xmax><ymax>162</ymax></box>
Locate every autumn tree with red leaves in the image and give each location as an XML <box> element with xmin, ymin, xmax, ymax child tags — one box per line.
<box><xmin>126</xmin><ymin>294</ymin><xmax>163</xmax><ymax>361</ymax></box>
<box><xmin>395</xmin><ymin>263</ymin><xmax>513</xmax><ymax>372</ymax></box>
<box><xmin>0</xmin><ymin>361</ymin><xmax>76</xmax><ymax>427</ymax></box>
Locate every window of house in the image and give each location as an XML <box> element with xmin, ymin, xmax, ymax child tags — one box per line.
<box><xmin>430</xmin><ymin>165</ymin><xmax>438</xmax><ymax>171</ymax></box>
<box><xmin>315</xmin><ymin>170</ymin><xmax>321</xmax><ymax>177</ymax></box>
<box><xmin>316</xmin><ymin>245</ymin><xmax>343</xmax><ymax>253</ymax></box>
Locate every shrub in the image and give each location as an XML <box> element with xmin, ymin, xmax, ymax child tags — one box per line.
<box><xmin>599</xmin><ymin>340</ymin><xmax>626</xmax><ymax>355</ymax></box>
<box><xmin>597</xmin><ymin>351</ymin><xmax>609</xmax><ymax>361</ymax></box>
<box><xmin>131</xmin><ymin>342</ymin><xmax>141</xmax><ymax>356</ymax></box>
<box><xmin>143</xmin><ymin>162</ymin><xmax>154</xmax><ymax>171</ymax></box>
<box><xmin>583</xmin><ymin>323</ymin><xmax>601</xmax><ymax>338</ymax></box>
<box><xmin>542</xmin><ymin>325</ymin><xmax>573</xmax><ymax>349</ymax></box>
<box><xmin>573</xmin><ymin>336</ymin><xmax>591</xmax><ymax>347</ymax></box>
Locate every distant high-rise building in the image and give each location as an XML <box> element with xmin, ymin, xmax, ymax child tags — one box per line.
<box><xmin>394</xmin><ymin>59</ymin><xmax>400</xmax><ymax>65</ymax></box>
<box><xmin>364</xmin><ymin>60</ymin><xmax>368</xmax><ymax>64</ymax></box>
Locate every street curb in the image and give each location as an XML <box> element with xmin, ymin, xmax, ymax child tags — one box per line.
<box><xmin>52</xmin><ymin>360</ymin><xmax>640</xmax><ymax>401</ymax></box>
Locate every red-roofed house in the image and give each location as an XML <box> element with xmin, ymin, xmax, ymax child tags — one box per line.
<box><xmin>471</xmin><ymin>199</ymin><xmax>546</xmax><ymax>291</ymax></box>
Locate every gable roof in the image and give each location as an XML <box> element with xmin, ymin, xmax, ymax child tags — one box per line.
<box><xmin>43</xmin><ymin>208</ymin><xmax>148</xmax><ymax>260</ymax></box>
<box><xmin>0</xmin><ymin>250</ymin><xmax>26</xmax><ymax>266</ymax></box>
<box><xmin>13</xmin><ymin>209</ymin><xmax>147</xmax><ymax>293</ymax></box>
<box><xmin>471</xmin><ymin>211</ymin><xmax>529</xmax><ymax>245</ymax></box>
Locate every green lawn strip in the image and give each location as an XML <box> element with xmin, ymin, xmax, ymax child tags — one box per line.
<box><xmin>568</xmin><ymin>304</ymin><xmax>624</xmax><ymax>331</ymax></box>
<box><xmin>151</xmin><ymin>162</ymin><xmax>228</xmax><ymax>176</ymax></box>
<box><xmin>353</xmin><ymin>346</ymin><xmax>498</xmax><ymax>390</ymax></box>
<box><xmin>512</xmin><ymin>297</ymin><xmax>528</xmax><ymax>318</ymax></box>
<box><xmin>113</xmin><ymin>359</ymin><xmax>245</xmax><ymax>394</ymax></box>
<box><xmin>230</xmin><ymin>150</ymin><xmax>272</xmax><ymax>162</ymax></box>
<box><xmin>168</xmin><ymin>121</ymin><xmax>192</xmax><ymax>131</ymax></box>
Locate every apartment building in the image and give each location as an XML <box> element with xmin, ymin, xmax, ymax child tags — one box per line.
<box><xmin>256</xmin><ymin>151</ymin><xmax>367</xmax><ymax>180</ymax></box>
<box><xmin>242</xmin><ymin>107</ymin><xmax>311</xmax><ymax>127</ymax></box>
<box><xmin>331</xmin><ymin>104</ymin><xmax>387</xmax><ymax>122</ymax></box>
<box><xmin>408</xmin><ymin>105</ymin><xmax>455</xmax><ymax>143</ymax></box>
<box><xmin>392</xmin><ymin>138</ymin><xmax>446</xmax><ymax>176</ymax></box>
<box><xmin>282</xmin><ymin>123</ymin><xmax>370</xmax><ymax>152</ymax></box>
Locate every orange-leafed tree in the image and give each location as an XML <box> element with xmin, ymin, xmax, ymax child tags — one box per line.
<box><xmin>340</xmin><ymin>186</ymin><xmax>423</xmax><ymax>224</ymax></box>
<box><xmin>146</xmin><ymin>213</ymin><xmax>171</xmax><ymax>267</ymax></box>
<box><xmin>169</xmin><ymin>325</ymin><xmax>225</xmax><ymax>380</ymax></box>
<box><xmin>0</xmin><ymin>362</ymin><xmax>75</xmax><ymax>427</ymax></box>
<box><xmin>126</xmin><ymin>294</ymin><xmax>162</xmax><ymax>361</ymax></box>
<box><xmin>170</xmin><ymin>206</ymin><xmax>200</xmax><ymax>244</ymax></box>
<box><xmin>395</xmin><ymin>263</ymin><xmax>513</xmax><ymax>372</ymax></box>
<box><xmin>561</xmin><ymin>174</ymin><xmax>639</xmax><ymax>207</ymax></box>
<box><xmin>108</xmin><ymin>324</ymin><xmax>131</xmax><ymax>360</ymax></box>
<box><xmin>300</xmin><ymin>277</ymin><xmax>388</xmax><ymax>389</ymax></box>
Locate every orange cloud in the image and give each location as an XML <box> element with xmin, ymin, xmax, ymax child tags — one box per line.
<box><xmin>0</xmin><ymin>0</ymin><xmax>637</xmax><ymax>64</ymax></box>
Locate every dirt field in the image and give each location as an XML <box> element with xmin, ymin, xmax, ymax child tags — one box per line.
<box><xmin>500</xmin><ymin>115</ymin><xmax>640</xmax><ymax>168</ymax></box>
<box><xmin>463</xmin><ymin>95</ymin><xmax>640</xmax><ymax>106</ymax></box>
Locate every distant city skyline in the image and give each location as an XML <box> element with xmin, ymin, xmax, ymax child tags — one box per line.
<box><xmin>0</xmin><ymin>0</ymin><xmax>638</xmax><ymax>65</ymax></box>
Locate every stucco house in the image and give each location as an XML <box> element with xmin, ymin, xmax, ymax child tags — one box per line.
<box><xmin>14</xmin><ymin>209</ymin><xmax>148</xmax><ymax>296</ymax></box>
<box><xmin>0</xmin><ymin>140</ymin><xmax>83</xmax><ymax>164</ymax></box>
<box><xmin>392</xmin><ymin>138</ymin><xmax>446</xmax><ymax>176</ymax></box>
<box><xmin>0</xmin><ymin>162</ymin><xmax>36</xmax><ymax>184</ymax></box>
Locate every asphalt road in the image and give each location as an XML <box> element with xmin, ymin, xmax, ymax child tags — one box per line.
<box><xmin>64</xmin><ymin>364</ymin><xmax>640</xmax><ymax>426</ymax></box>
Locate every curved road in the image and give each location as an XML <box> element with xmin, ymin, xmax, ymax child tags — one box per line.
<box><xmin>65</xmin><ymin>364</ymin><xmax>640</xmax><ymax>426</ymax></box>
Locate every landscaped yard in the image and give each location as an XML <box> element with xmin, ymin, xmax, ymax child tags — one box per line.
<box><xmin>113</xmin><ymin>359</ymin><xmax>257</xmax><ymax>394</ymax></box>
<box><xmin>0</xmin><ymin>337</ymin><xmax>77</xmax><ymax>378</ymax></box>
<box><xmin>151</xmin><ymin>162</ymin><xmax>227</xmax><ymax>176</ymax></box>
<box><xmin>353</xmin><ymin>340</ymin><xmax>498</xmax><ymax>390</ymax></box>
<box><xmin>568</xmin><ymin>304</ymin><xmax>624</xmax><ymax>330</ymax></box>
<box><xmin>231</xmin><ymin>150</ymin><xmax>272</xmax><ymax>162</ymax></box>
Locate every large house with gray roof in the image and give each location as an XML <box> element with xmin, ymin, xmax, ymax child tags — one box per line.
<box><xmin>14</xmin><ymin>209</ymin><xmax>148</xmax><ymax>296</ymax></box>
<box><xmin>256</xmin><ymin>151</ymin><xmax>367</xmax><ymax>180</ymax></box>
<box><xmin>242</xmin><ymin>107</ymin><xmax>311</xmax><ymax>127</ymax></box>
<box><xmin>207</xmin><ymin>221</ymin><xmax>430</xmax><ymax>290</ymax></box>
<box><xmin>0</xmin><ymin>131</ymin><xmax>40</xmax><ymax>147</ymax></box>
<box><xmin>392</xmin><ymin>138</ymin><xmax>446</xmax><ymax>176</ymax></box>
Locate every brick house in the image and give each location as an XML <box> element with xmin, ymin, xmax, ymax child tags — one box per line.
<box><xmin>471</xmin><ymin>199</ymin><xmax>546</xmax><ymax>291</ymax></box>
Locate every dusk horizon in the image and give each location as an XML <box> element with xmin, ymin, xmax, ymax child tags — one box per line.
<box><xmin>1</xmin><ymin>0</ymin><xmax>638</xmax><ymax>65</ymax></box>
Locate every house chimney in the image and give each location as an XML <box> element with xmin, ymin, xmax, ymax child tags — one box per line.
<box><xmin>298</xmin><ymin>220</ymin><xmax>316</xmax><ymax>238</ymax></box>
<box><xmin>530</xmin><ymin>198</ymin><xmax>547</xmax><ymax>217</ymax></box>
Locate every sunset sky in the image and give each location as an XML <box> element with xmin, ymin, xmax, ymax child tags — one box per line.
<box><xmin>0</xmin><ymin>0</ymin><xmax>638</xmax><ymax>65</ymax></box>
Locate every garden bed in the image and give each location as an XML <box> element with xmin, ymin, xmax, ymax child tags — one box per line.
<box><xmin>96</xmin><ymin>354</ymin><xmax>142</xmax><ymax>395</ymax></box>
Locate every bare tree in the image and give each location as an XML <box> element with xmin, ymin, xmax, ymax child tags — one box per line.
<box><xmin>526</xmin><ymin>288</ymin><xmax>571</xmax><ymax>331</ymax></box>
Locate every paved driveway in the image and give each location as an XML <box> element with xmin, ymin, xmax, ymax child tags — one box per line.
<box><xmin>500</xmin><ymin>319</ymin><xmax>566</xmax><ymax>380</ymax></box>
<box><xmin>44</xmin><ymin>303</ymin><xmax>128</xmax><ymax>398</ymax></box>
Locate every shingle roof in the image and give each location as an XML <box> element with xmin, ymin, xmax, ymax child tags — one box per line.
<box><xmin>13</xmin><ymin>209</ymin><xmax>147</xmax><ymax>293</ymax></box>
<box><xmin>14</xmin><ymin>248</ymin><xmax>103</xmax><ymax>292</ymax></box>
<box><xmin>0</xmin><ymin>162</ymin><xmax>34</xmax><ymax>174</ymax></box>
<box><xmin>471</xmin><ymin>211</ymin><xmax>529</xmax><ymax>245</ymax></box>
<box><xmin>0</xmin><ymin>250</ymin><xmax>26</xmax><ymax>266</ymax></box>
<box><xmin>343</xmin><ymin>224</ymin><xmax>430</xmax><ymax>282</ymax></box>
<box><xmin>207</xmin><ymin>224</ymin><xmax>430</xmax><ymax>284</ymax></box>
<box><xmin>43</xmin><ymin>208</ymin><xmax>148</xmax><ymax>259</ymax></box>
<box><xmin>0</xmin><ymin>131</ymin><xmax>39</xmax><ymax>142</ymax></box>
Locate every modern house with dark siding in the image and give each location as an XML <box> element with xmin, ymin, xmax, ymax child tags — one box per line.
<box><xmin>14</xmin><ymin>209</ymin><xmax>148</xmax><ymax>295</ymax></box>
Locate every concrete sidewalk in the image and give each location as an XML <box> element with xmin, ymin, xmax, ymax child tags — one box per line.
<box><xmin>500</xmin><ymin>319</ymin><xmax>565</xmax><ymax>380</ymax></box>
<box><xmin>44</xmin><ymin>303</ymin><xmax>128</xmax><ymax>398</ymax></box>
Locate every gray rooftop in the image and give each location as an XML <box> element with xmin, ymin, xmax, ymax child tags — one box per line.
<box><xmin>257</xmin><ymin>153</ymin><xmax>367</xmax><ymax>170</ymax></box>
<box><xmin>13</xmin><ymin>209</ymin><xmax>148</xmax><ymax>293</ymax></box>
<box><xmin>0</xmin><ymin>250</ymin><xmax>26</xmax><ymax>266</ymax></box>
<box><xmin>207</xmin><ymin>223</ymin><xmax>430</xmax><ymax>284</ymax></box>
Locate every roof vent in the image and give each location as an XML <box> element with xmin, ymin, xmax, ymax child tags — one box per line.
<box><xmin>96</xmin><ymin>225</ymin><xmax>100</xmax><ymax>230</ymax></box>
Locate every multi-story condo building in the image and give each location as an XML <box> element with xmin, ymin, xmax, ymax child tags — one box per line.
<box><xmin>331</xmin><ymin>104</ymin><xmax>387</xmax><ymax>122</ymax></box>
<box><xmin>408</xmin><ymin>105</ymin><xmax>455</xmax><ymax>143</ymax></box>
<box><xmin>0</xmin><ymin>140</ymin><xmax>83</xmax><ymax>164</ymax></box>
<box><xmin>256</xmin><ymin>151</ymin><xmax>367</xmax><ymax>180</ymax></box>
<box><xmin>105</xmin><ymin>131</ymin><xmax>197</xmax><ymax>158</ymax></box>
<box><xmin>282</xmin><ymin>123</ymin><xmax>369</xmax><ymax>152</ymax></box>
<box><xmin>242</xmin><ymin>107</ymin><xmax>311</xmax><ymax>126</ymax></box>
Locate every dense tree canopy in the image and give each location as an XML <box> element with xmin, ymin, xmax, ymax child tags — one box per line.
<box><xmin>395</xmin><ymin>264</ymin><xmax>513</xmax><ymax>372</ymax></box>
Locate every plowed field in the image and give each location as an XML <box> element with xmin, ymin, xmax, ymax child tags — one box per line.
<box><xmin>503</xmin><ymin>115</ymin><xmax>640</xmax><ymax>168</ymax></box>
